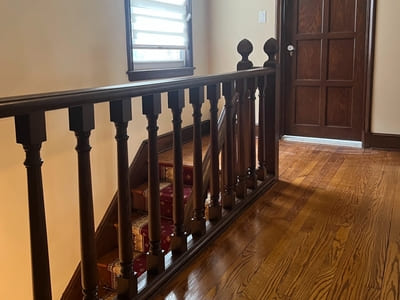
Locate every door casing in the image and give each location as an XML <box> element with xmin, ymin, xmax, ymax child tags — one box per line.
<box><xmin>275</xmin><ymin>0</ymin><xmax>377</xmax><ymax>146</ymax></box>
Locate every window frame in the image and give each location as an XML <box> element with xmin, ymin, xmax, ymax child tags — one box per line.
<box><xmin>124</xmin><ymin>0</ymin><xmax>194</xmax><ymax>81</ymax></box>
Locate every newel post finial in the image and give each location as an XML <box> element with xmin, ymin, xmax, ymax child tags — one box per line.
<box><xmin>263</xmin><ymin>38</ymin><xmax>278</xmax><ymax>68</ymax></box>
<box><xmin>237</xmin><ymin>39</ymin><xmax>254</xmax><ymax>71</ymax></box>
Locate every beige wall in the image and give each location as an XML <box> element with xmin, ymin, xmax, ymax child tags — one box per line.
<box><xmin>371</xmin><ymin>0</ymin><xmax>400</xmax><ymax>134</ymax></box>
<box><xmin>207</xmin><ymin>0</ymin><xmax>276</xmax><ymax>74</ymax></box>
<box><xmin>0</xmin><ymin>0</ymin><xmax>209</xmax><ymax>299</ymax></box>
<box><xmin>207</xmin><ymin>0</ymin><xmax>276</xmax><ymax>123</ymax></box>
<box><xmin>207</xmin><ymin>0</ymin><xmax>400</xmax><ymax>135</ymax></box>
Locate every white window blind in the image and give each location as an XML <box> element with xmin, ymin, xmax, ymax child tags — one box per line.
<box><xmin>130</xmin><ymin>0</ymin><xmax>190</xmax><ymax>70</ymax></box>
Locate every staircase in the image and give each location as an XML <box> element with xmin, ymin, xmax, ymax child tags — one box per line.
<box><xmin>97</xmin><ymin>146</ymin><xmax>199</xmax><ymax>296</ymax></box>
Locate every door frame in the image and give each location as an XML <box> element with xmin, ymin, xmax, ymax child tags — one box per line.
<box><xmin>275</xmin><ymin>0</ymin><xmax>377</xmax><ymax>147</ymax></box>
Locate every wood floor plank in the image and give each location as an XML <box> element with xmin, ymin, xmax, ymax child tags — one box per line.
<box><xmin>326</xmin><ymin>153</ymin><xmax>393</xmax><ymax>300</ymax></box>
<box><xmin>292</xmin><ymin>154</ymin><xmax>378</xmax><ymax>300</ymax></box>
<box><xmin>381</xmin><ymin>153</ymin><xmax>400</xmax><ymax>300</ymax></box>
<box><xmin>207</xmin><ymin>146</ymin><xmax>340</xmax><ymax>299</ymax></box>
<box><xmin>152</xmin><ymin>142</ymin><xmax>400</xmax><ymax>300</ymax></box>
<box><xmin>242</xmin><ymin>151</ymin><xmax>355</xmax><ymax>299</ymax></box>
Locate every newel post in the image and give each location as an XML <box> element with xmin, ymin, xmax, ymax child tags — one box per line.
<box><xmin>263</xmin><ymin>38</ymin><xmax>279</xmax><ymax>178</ymax></box>
<box><xmin>15</xmin><ymin>112</ymin><xmax>52</xmax><ymax>300</ymax></box>
<box><xmin>236</xmin><ymin>39</ymin><xmax>253</xmax><ymax>198</ymax></box>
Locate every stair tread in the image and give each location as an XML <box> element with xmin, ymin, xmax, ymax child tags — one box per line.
<box><xmin>98</xmin><ymin>248</ymin><xmax>118</xmax><ymax>268</ymax></box>
<box><xmin>158</xmin><ymin>135</ymin><xmax>210</xmax><ymax>165</ymax></box>
<box><xmin>98</xmin><ymin>248</ymin><xmax>148</xmax><ymax>291</ymax></box>
<box><xmin>132</xmin><ymin>181</ymin><xmax>192</xmax><ymax>218</ymax></box>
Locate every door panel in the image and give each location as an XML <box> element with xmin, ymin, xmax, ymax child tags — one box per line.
<box><xmin>295</xmin><ymin>87</ymin><xmax>321</xmax><ymax>125</ymax></box>
<box><xmin>327</xmin><ymin>39</ymin><xmax>355</xmax><ymax>80</ymax></box>
<box><xmin>284</xmin><ymin>0</ymin><xmax>367</xmax><ymax>140</ymax></box>
<box><xmin>329</xmin><ymin>0</ymin><xmax>356</xmax><ymax>32</ymax></box>
<box><xmin>296</xmin><ymin>40</ymin><xmax>322</xmax><ymax>80</ymax></box>
<box><xmin>298</xmin><ymin>0</ymin><xmax>323</xmax><ymax>34</ymax></box>
<box><xmin>326</xmin><ymin>87</ymin><xmax>353</xmax><ymax>127</ymax></box>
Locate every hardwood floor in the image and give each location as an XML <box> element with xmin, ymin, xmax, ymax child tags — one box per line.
<box><xmin>153</xmin><ymin>141</ymin><xmax>400</xmax><ymax>300</ymax></box>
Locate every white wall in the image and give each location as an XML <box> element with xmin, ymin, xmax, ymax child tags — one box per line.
<box><xmin>371</xmin><ymin>0</ymin><xmax>400</xmax><ymax>134</ymax></box>
<box><xmin>0</xmin><ymin>0</ymin><xmax>209</xmax><ymax>299</ymax></box>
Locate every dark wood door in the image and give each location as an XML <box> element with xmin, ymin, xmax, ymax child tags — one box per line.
<box><xmin>283</xmin><ymin>0</ymin><xmax>367</xmax><ymax>140</ymax></box>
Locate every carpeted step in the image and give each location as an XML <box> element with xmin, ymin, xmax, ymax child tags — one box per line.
<box><xmin>131</xmin><ymin>214</ymin><xmax>174</xmax><ymax>253</ymax></box>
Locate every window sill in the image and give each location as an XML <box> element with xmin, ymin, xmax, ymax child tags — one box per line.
<box><xmin>127</xmin><ymin>67</ymin><xmax>195</xmax><ymax>82</ymax></box>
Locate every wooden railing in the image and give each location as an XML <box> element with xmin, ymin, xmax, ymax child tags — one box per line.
<box><xmin>0</xmin><ymin>38</ymin><xmax>278</xmax><ymax>300</ymax></box>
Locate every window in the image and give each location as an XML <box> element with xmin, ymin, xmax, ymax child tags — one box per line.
<box><xmin>124</xmin><ymin>0</ymin><xmax>194</xmax><ymax>81</ymax></box>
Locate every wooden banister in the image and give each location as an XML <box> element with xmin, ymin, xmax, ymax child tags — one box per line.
<box><xmin>1</xmin><ymin>37</ymin><xmax>278</xmax><ymax>300</ymax></box>
<box><xmin>0</xmin><ymin>68</ymin><xmax>274</xmax><ymax>118</ymax></box>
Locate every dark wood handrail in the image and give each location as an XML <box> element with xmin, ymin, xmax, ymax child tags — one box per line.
<box><xmin>0</xmin><ymin>68</ymin><xmax>274</xmax><ymax>118</ymax></box>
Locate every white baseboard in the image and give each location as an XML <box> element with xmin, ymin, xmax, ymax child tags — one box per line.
<box><xmin>282</xmin><ymin>135</ymin><xmax>362</xmax><ymax>148</ymax></box>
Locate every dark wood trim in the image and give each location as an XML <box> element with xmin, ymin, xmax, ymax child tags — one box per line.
<box><xmin>277</xmin><ymin>0</ymin><xmax>286</xmax><ymax>138</ymax></box>
<box><xmin>363</xmin><ymin>0</ymin><xmax>377</xmax><ymax>146</ymax></box>
<box><xmin>61</xmin><ymin>120</ymin><xmax>210</xmax><ymax>299</ymax></box>
<box><xmin>185</xmin><ymin>0</ymin><xmax>194</xmax><ymax>69</ymax></box>
<box><xmin>277</xmin><ymin>0</ymin><xmax>376</xmax><ymax>144</ymax></box>
<box><xmin>127</xmin><ymin>68</ymin><xmax>195</xmax><ymax>82</ymax></box>
<box><xmin>364</xmin><ymin>133</ymin><xmax>400</xmax><ymax>150</ymax></box>
<box><xmin>0</xmin><ymin>68</ymin><xmax>274</xmax><ymax>118</ymax></box>
<box><xmin>123</xmin><ymin>0</ymin><xmax>134</xmax><ymax>75</ymax></box>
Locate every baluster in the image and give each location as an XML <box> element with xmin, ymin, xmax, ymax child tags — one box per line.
<box><xmin>232</xmin><ymin>98</ymin><xmax>239</xmax><ymax>183</ymax></box>
<box><xmin>109</xmin><ymin>99</ymin><xmax>137</xmax><ymax>297</ymax></box>
<box><xmin>263</xmin><ymin>38</ymin><xmax>279</xmax><ymax>178</ymax></box>
<box><xmin>247</xmin><ymin>77</ymin><xmax>257</xmax><ymax>189</ymax></box>
<box><xmin>189</xmin><ymin>86</ymin><xmax>206</xmax><ymax>237</ymax></box>
<box><xmin>15</xmin><ymin>112</ymin><xmax>52</xmax><ymax>300</ymax></box>
<box><xmin>142</xmin><ymin>94</ymin><xmax>165</xmax><ymax>274</ymax></box>
<box><xmin>167</xmin><ymin>90</ymin><xmax>188</xmax><ymax>254</ymax></box>
<box><xmin>257</xmin><ymin>75</ymin><xmax>267</xmax><ymax>181</ymax></box>
<box><xmin>235</xmin><ymin>78</ymin><xmax>248</xmax><ymax>199</ymax></box>
<box><xmin>222</xmin><ymin>81</ymin><xmax>236</xmax><ymax>208</ymax></box>
<box><xmin>206</xmin><ymin>84</ymin><xmax>222</xmax><ymax>221</ymax></box>
<box><xmin>68</xmin><ymin>104</ymin><xmax>98</xmax><ymax>300</ymax></box>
